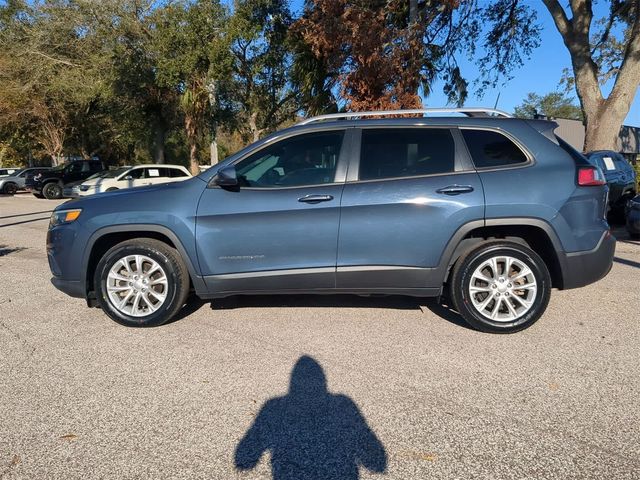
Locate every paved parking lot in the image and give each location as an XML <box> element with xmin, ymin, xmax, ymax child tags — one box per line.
<box><xmin>1</xmin><ymin>193</ymin><xmax>639</xmax><ymax>479</ymax></box>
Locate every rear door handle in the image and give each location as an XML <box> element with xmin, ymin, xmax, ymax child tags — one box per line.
<box><xmin>436</xmin><ymin>185</ymin><xmax>474</xmax><ymax>195</ymax></box>
<box><xmin>298</xmin><ymin>194</ymin><xmax>334</xmax><ymax>204</ymax></box>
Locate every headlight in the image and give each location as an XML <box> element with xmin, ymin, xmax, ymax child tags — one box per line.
<box><xmin>79</xmin><ymin>185</ymin><xmax>91</xmax><ymax>191</ymax></box>
<box><xmin>49</xmin><ymin>209</ymin><xmax>82</xmax><ymax>228</ymax></box>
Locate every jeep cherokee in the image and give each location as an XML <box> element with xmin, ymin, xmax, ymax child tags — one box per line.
<box><xmin>47</xmin><ymin>108</ymin><xmax>615</xmax><ymax>333</ymax></box>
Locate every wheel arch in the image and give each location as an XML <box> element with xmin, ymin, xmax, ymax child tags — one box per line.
<box><xmin>82</xmin><ymin>225</ymin><xmax>206</xmax><ymax>302</ymax></box>
<box><xmin>439</xmin><ymin>218</ymin><xmax>565</xmax><ymax>289</ymax></box>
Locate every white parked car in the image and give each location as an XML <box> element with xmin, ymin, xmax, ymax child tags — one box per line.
<box><xmin>73</xmin><ymin>164</ymin><xmax>191</xmax><ymax>197</ymax></box>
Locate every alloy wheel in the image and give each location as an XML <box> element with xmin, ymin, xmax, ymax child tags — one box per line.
<box><xmin>106</xmin><ymin>254</ymin><xmax>168</xmax><ymax>317</ymax></box>
<box><xmin>467</xmin><ymin>255</ymin><xmax>538</xmax><ymax>322</ymax></box>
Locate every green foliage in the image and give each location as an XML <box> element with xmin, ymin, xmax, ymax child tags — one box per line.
<box><xmin>514</xmin><ymin>92</ymin><xmax>583</xmax><ymax>120</ymax></box>
<box><xmin>228</xmin><ymin>0</ymin><xmax>298</xmax><ymax>141</ymax></box>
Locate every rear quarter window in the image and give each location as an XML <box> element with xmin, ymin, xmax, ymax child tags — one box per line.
<box><xmin>461</xmin><ymin>129</ymin><xmax>528</xmax><ymax>168</ymax></box>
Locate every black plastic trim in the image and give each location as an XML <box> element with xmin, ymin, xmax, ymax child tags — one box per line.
<box><xmin>559</xmin><ymin>232</ymin><xmax>615</xmax><ymax>289</ymax></box>
<box><xmin>82</xmin><ymin>224</ymin><xmax>207</xmax><ymax>297</ymax></box>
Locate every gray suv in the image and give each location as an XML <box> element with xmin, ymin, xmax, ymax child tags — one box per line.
<box><xmin>47</xmin><ymin>108</ymin><xmax>615</xmax><ymax>333</ymax></box>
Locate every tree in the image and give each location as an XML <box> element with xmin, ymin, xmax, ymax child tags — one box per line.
<box><xmin>542</xmin><ymin>0</ymin><xmax>640</xmax><ymax>151</ymax></box>
<box><xmin>228</xmin><ymin>0</ymin><xmax>299</xmax><ymax>142</ymax></box>
<box><xmin>514</xmin><ymin>92</ymin><xmax>583</xmax><ymax>120</ymax></box>
<box><xmin>0</xmin><ymin>0</ymin><xmax>106</xmax><ymax>164</ymax></box>
<box><xmin>150</xmin><ymin>0</ymin><xmax>230</xmax><ymax>174</ymax></box>
<box><xmin>292</xmin><ymin>0</ymin><xmax>541</xmax><ymax>111</ymax></box>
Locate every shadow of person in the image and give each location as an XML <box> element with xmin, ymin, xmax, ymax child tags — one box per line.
<box><xmin>234</xmin><ymin>356</ymin><xmax>387</xmax><ymax>479</ymax></box>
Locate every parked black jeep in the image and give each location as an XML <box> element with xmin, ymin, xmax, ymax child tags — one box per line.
<box><xmin>26</xmin><ymin>160</ymin><xmax>106</xmax><ymax>199</ymax></box>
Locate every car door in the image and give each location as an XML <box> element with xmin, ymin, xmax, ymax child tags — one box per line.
<box><xmin>119</xmin><ymin>167</ymin><xmax>146</xmax><ymax>189</ymax></box>
<box><xmin>196</xmin><ymin>129</ymin><xmax>351</xmax><ymax>294</ymax></box>
<box><xmin>143</xmin><ymin>167</ymin><xmax>167</xmax><ymax>186</ymax></box>
<box><xmin>64</xmin><ymin>162</ymin><xmax>86</xmax><ymax>184</ymax></box>
<box><xmin>336</xmin><ymin>127</ymin><xmax>485</xmax><ymax>290</ymax></box>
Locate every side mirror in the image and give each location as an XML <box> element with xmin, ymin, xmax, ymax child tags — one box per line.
<box><xmin>123</xmin><ymin>175</ymin><xmax>133</xmax><ymax>181</ymax></box>
<box><xmin>214</xmin><ymin>165</ymin><xmax>238</xmax><ymax>187</ymax></box>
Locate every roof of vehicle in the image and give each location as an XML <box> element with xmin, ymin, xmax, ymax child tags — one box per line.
<box><xmin>198</xmin><ymin>109</ymin><xmax>561</xmax><ymax>182</ymax></box>
<box><xmin>127</xmin><ymin>164</ymin><xmax>189</xmax><ymax>169</ymax></box>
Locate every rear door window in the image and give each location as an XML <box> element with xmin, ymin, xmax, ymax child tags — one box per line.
<box><xmin>358</xmin><ymin>128</ymin><xmax>456</xmax><ymax>181</ymax></box>
<box><xmin>462</xmin><ymin>129</ymin><xmax>528</xmax><ymax>168</ymax></box>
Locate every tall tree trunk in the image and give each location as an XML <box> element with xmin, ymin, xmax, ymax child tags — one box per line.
<box><xmin>543</xmin><ymin>0</ymin><xmax>640</xmax><ymax>152</ymax></box>
<box><xmin>248</xmin><ymin>112</ymin><xmax>261</xmax><ymax>142</ymax></box>
<box><xmin>185</xmin><ymin>113</ymin><xmax>199</xmax><ymax>175</ymax></box>
<box><xmin>152</xmin><ymin>123</ymin><xmax>166</xmax><ymax>164</ymax></box>
<box><xmin>210</xmin><ymin>138</ymin><xmax>219</xmax><ymax>164</ymax></box>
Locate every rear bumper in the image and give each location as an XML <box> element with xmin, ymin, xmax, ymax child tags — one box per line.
<box><xmin>51</xmin><ymin>276</ymin><xmax>85</xmax><ymax>298</ymax></box>
<box><xmin>559</xmin><ymin>232</ymin><xmax>615</xmax><ymax>289</ymax></box>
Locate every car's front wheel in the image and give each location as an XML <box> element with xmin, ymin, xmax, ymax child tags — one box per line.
<box><xmin>42</xmin><ymin>182</ymin><xmax>63</xmax><ymax>199</ymax></box>
<box><xmin>450</xmin><ymin>241</ymin><xmax>551</xmax><ymax>333</ymax></box>
<box><xmin>2</xmin><ymin>182</ymin><xmax>18</xmax><ymax>195</ymax></box>
<box><xmin>94</xmin><ymin>239</ymin><xmax>190</xmax><ymax>327</ymax></box>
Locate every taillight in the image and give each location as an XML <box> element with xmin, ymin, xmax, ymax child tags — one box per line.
<box><xmin>577</xmin><ymin>167</ymin><xmax>606</xmax><ymax>186</ymax></box>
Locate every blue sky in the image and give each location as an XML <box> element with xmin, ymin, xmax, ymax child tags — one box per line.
<box><xmin>288</xmin><ymin>0</ymin><xmax>640</xmax><ymax>126</ymax></box>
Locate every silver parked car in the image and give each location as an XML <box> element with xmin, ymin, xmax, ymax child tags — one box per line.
<box><xmin>0</xmin><ymin>167</ymin><xmax>51</xmax><ymax>195</ymax></box>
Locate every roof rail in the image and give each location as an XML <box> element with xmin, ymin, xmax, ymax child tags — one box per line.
<box><xmin>297</xmin><ymin>108</ymin><xmax>513</xmax><ymax>125</ymax></box>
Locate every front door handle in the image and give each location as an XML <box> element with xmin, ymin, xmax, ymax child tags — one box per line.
<box><xmin>298</xmin><ymin>194</ymin><xmax>334</xmax><ymax>204</ymax></box>
<box><xmin>436</xmin><ymin>185</ymin><xmax>474</xmax><ymax>195</ymax></box>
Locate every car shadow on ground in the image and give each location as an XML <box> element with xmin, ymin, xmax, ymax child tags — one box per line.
<box><xmin>0</xmin><ymin>210</ymin><xmax>53</xmax><ymax>220</ymax></box>
<box><xmin>234</xmin><ymin>355</ymin><xmax>387</xmax><ymax>480</ymax></box>
<box><xmin>170</xmin><ymin>294</ymin><xmax>474</xmax><ymax>330</ymax></box>
<box><xmin>613</xmin><ymin>256</ymin><xmax>640</xmax><ymax>269</ymax></box>
<box><xmin>0</xmin><ymin>217</ymin><xmax>51</xmax><ymax>228</ymax></box>
<box><xmin>0</xmin><ymin>245</ymin><xmax>27</xmax><ymax>257</ymax></box>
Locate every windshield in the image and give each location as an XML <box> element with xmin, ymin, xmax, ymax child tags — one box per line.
<box><xmin>86</xmin><ymin>170</ymin><xmax>113</xmax><ymax>180</ymax></box>
<box><xmin>50</xmin><ymin>163</ymin><xmax>66</xmax><ymax>171</ymax></box>
<box><xmin>102</xmin><ymin>167</ymin><xmax>130</xmax><ymax>178</ymax></box>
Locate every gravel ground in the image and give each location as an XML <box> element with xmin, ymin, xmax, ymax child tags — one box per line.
<box><xmin>1</xmin><ymin>193</ymin><xmax>639</xmax><ymax>479</ymax></box>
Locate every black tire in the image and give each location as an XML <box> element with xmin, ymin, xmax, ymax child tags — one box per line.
<box><xmin>42</xmin><ymin>182</ymin><xmax>63</xmax><ymax>199</ymax></box>
<box><xmin>450</xmin><ymin>241</ymin><xmax>551</xmax><ymax>333</ymax></box>
<box><xmin>94</xmin><ymin>239</ymin><xmax>190</xmax><ymax>327</ymax></box>
<box><xmin>3</xmin><ymin>182</ymin><xmax>18</xmax><ymax>195</ymax></box>
<box><xmin>106</xmin><ymin>187</ymin><xmax>118</xmax><ymax>191</ymax></box>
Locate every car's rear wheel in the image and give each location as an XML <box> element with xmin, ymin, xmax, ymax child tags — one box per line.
<box><xmin>94</xmin><ymin>239</ymin><xmax>190</xmax><ymax>327</ymax></box>
<box><xmin>450</xmin><ymin>241</ymin><xmax>551</xmax><ymax>333</ymax></box>
<box><xmin>42</xmin><ymin>182</ymin><xmax>63</xmax><ymax>199</ymax></box>
<box><xmin>2</xmin><ymin>182</ymin><xmax>18</xmax><ymax>195</ymax></box>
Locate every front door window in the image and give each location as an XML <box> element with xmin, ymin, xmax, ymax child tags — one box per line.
<box><xmin>234</xmin><ymin>131</ymin><xmax>345</xmax><ymax>188</ymax></box>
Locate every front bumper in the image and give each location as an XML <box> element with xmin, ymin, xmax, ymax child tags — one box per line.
<box><xmin>62</xmin><ymin>186</ymin><xmax>80</xmax><ymax>198</ymax></box>
<box><xmin>559</xmin><ymin>231</ymin><xmax>616</xmax><ymax>289</ymax></box>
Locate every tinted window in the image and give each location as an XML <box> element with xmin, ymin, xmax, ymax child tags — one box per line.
<box><xmin>169</xmin><ymin>168</ymin><xmax>189</xmax><ymax>178</ymax></box>
<box><xmin>359</xmin><ymin>128</ymin><xmax>455</xmax><ymax>181</ymax></box>
<box><xmin>462</xmin><ymin>130</ymin><xmax>528</xmax><ymax>168</ymax></box>
<box><xmin>124</xmin><ymin>168</ymin><xmax>144</xmax><ymax>180</ymax></box>
<box><xmin>235</xmin><ymin>131</ymin><xmax>344</xmax><ymax>188</ymax></box>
